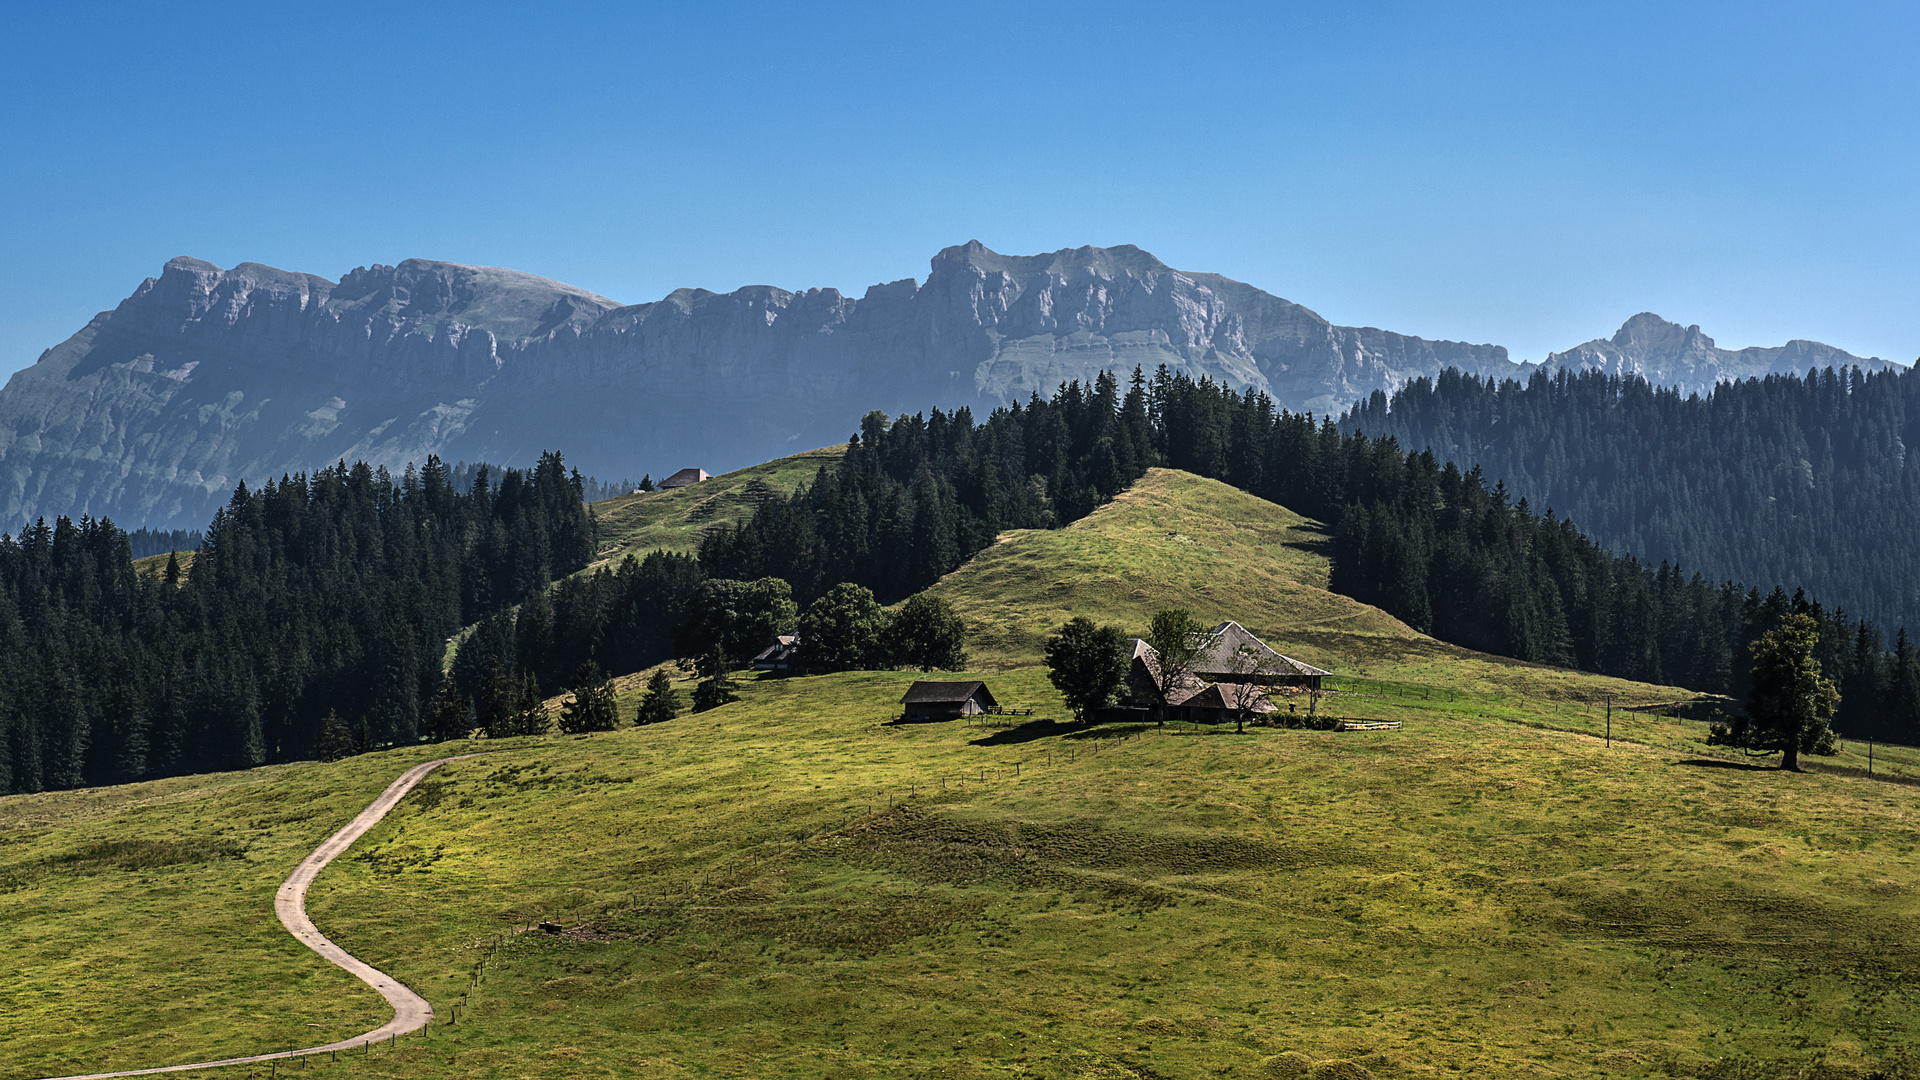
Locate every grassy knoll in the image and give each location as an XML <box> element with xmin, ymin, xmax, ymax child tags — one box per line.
<box><xmin>587</xmin><ymin>445</ymin><xmax>843</xmax><ymax>565</ymax></box>
<box><xmin>131</xmin><ymin>549</ymin><xmax>194</xmax><ymax>582</ymax></box>
<box><xmin>5</xmin><ymin>470</ymin><xmax>1920</xmax><ymax>1078</ymax></box>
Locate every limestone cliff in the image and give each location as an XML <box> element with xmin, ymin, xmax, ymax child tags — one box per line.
<box><xmin>0</xmin><ymin>242</ymin><xmax>1528</xmax><ymax>529</ymax></box>
<box><xmin>1535</xmin><ymin>312</ymin><xmax>1895</xmax><ymax>389</ymax></box>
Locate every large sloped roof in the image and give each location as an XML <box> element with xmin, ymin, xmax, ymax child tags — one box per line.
<box><xmin>1130</xmin><ymin>622</ymin><xmax>1331</xmax><ymax>696</ymax></box>
<box><xmin>1196</xmin><ymin>621</ymin><xmax>1332</xmax><ymax>678</ymax></box>
<box><xmin>900</xmin><ymin>680</ymin><xmax>997</xmax><ymax>706</ymax></box>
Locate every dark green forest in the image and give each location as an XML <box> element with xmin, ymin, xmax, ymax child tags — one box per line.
<box><xmin>1341</xmin><ymin>364</ymin><xmax>1920</xmax><ymax>635</ymax></box>
<box><xmin>0</xmin><ymin>454</ymin><xmax>593</xmax><ymax>793</ymax></box>
<box><xmin>6</xmin><ymin>369</ymin><xmax>1918</xmax><ymax>795</ymax></box>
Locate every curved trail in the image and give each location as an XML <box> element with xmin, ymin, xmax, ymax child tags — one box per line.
<box><xmin>37</xmin><ymin>753</ymin><xmax>487</xmax><ymax>1080</ymax></box>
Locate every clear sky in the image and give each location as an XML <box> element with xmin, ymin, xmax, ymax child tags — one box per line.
<box><xmin>3</xmin><ymin>0</ymin><xmax>1916</xmax><ymax>378</ymax></box>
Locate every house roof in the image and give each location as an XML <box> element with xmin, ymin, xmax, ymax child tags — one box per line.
<box><xmin>1180</xmin><ymin>683</ymin><xmax>1278</xmax><ymax>712</ymax></box>
<box><xmin>661</xmin><ymin>468</ymin><xmax>709</xmax><ymax>487</ymax></box>
<box><xmin>1195</xmin><ymin>620</ymin><xmax>1332</xmax><ymax>678</ymax></box>
<box><xmin>1130</xmin><ymin>622</ymin><xmax>1331</xmax><ymax>697</ymax></box>
<box><xmin>752</xmin><ymin>634</ymin><xmax>799</xmax><ymax>663</ymax></box>
<box><xmin>900</xmin><ymin>680</ymin><xmax>996</xmax><ymax>706</ymax></box>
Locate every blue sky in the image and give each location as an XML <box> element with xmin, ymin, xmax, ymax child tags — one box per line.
<box><xmin>3</xmin><ymin>1</ymin><xmax>1916</xmax><ymax>377</ymax></box>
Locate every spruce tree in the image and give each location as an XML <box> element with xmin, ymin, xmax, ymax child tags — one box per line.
<box><xmin>426</xmin><ymin>673</ymin><xmax>472</xmax><ymax>742</ymax></box>
<box><xmin>1710</xmin><ymin>613</ymin><xmax>1840</xmax><ymax>771</ymax></box>
<box><xmin>315</xmin><ymin>710</ymin><xmax>355</xmax><ymax>762</ymax></box>
<box><xmin>691</xmin><ymin>648</ymin><xmax>739</xmax><ymax>713</ymax></box>
<box><xmin>558</xmin><ymin>661</ymin><xmax>619</xmax><ymax>734</ymax></box>
<box><xmin>636</xmin><ymin>669</ymin><xmax>681</xmax><ymax>725</ymax></box>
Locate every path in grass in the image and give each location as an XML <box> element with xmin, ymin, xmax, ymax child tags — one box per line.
<box><xmin>35</xmin><ymin>754</ymin><xmax>484</xmax><ymax>1080</ymax></box>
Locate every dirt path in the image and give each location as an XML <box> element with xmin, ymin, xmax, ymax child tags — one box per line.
<box><xmin>36</xmin><ymin>752</ymin><xmax>487</xmax><ymax>1080</ymax></box>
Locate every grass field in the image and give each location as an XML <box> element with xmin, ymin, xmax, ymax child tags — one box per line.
<box><xmin>587</xmin><ymin>446</ymin><xmax>843</xmax><ymax>565</ymax></box>
<box><xmin>6</xmin><ymin>471</ymin><xmax>1919</xmax><ymax>1080</ymax></box>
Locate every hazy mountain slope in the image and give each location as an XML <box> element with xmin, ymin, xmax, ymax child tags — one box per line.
<box><xmin>0</xmin><ymin>243</ymin><xmax>1514</xmax><ymax>529</ymax></box>
<box><xmin>1533</xmin><ymin>312</ymin><xmax>1896</xmax><ymax>388</ymax></box>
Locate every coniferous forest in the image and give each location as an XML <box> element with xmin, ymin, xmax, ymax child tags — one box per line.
<box><xmin>0</xmin><ymin>453</ymin><xmax>593</xmax><ymax>793</ymax></box>
<box><xmin>1342</xmin><ymin>364</ymin><xmax>1920</xmax><ymax>635</ymax></box>
<box><xmin>6</xmin><ymin>367</ymin><xmax>1920</xmax><ymax>795</ymax></box>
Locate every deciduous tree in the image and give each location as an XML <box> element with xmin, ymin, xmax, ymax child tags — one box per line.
<box><xmin>1044</xmin><ymin>617</ymin><xmax>1130</xmax><ymax>720</ymax></box>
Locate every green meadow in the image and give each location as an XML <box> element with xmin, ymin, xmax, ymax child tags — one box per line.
<box><xmin>3</xmin><ymin>471</ymin><xmax>1918</xmax><ymax>1079</ymax></box>
<box><xmin>587</xmin><ymin>446</ymin><xmax>843</xmax><ymax>565</ymax></box>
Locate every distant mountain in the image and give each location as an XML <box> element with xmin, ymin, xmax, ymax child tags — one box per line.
<box><xmin>1532</xmin><ymin>312</ymin><xmax>1897</xmax><ymax>389</ymax></box>
<box><xmin>0</xmin><ymin>242</ymin><xmax>1516</xmax><ymax>529</ymax></box>
<box><xmin>0</xmin><ymin>244</ymin><xmax>1899</xmax><ymax>531</ymax></box>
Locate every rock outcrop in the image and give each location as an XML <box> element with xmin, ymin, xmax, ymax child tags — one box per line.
<box><xmin>0</xmin><ymin>242</ymin><xmax>1522</xmax><ymax>529</ymax></box>
<box><xmin>5</xmin><ymin>245</ymin><xmax>1891</xmax><ymax>531</ymax></box>
<box><xmin>1535</xmin><ymin>312</ymin><xmax>1894</xmax><ymax>390</ymax></box>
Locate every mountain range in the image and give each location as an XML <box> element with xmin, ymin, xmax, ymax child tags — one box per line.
<box><xmin>0</xmin><ymin>242</ymin><xmax>1900</xmax><ymax>529</ymax></box>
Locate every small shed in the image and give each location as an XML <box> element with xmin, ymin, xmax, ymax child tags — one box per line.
<box><xmin>660</xmin><ymin>468</ymin><xmax>711</xmax><ymax>489</ymax></box>
<box><xmin>900</xmin><ymin>680</ymin><xmax>997</xmax><ymax>720</ymax></box>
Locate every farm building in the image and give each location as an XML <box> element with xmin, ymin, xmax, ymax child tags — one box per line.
<box><xmin>660</xmin><ymin>468</ymin><xmax>710</xmax><ymax>489</ymax></box>
<box><xmin>752</xmin><ymin>634</ymin><xmax>802</xmax><ymax>674</ymax></box>
<box><xmin>1127</xmin><ymin>621</ymin><xmax>1330</xmax><ymax>721</ymax></box>
<box><xmin>900</xmin><ymin>680</ymin><xmax>998</xmax><ymax>720</ymax></box>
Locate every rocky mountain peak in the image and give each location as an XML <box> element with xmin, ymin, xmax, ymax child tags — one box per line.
<box><xmin>1610</xmin><ymin>312</ymin><xmax>1715</xmax><ymax>356</ymax></box>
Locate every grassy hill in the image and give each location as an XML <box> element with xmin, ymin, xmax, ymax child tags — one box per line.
<box><xmin>6</xmin><ymin>470</ymin><xmax>1920</xmax><ymax>1079</ymax></box>
<box><xmin>130</xmin><ymin>548</ymin><xmax>194</xmax><ymax>583</ymax></box>
<box><xmin>587</xmin><ymin>445</ymin><xmax>843</xmax><ymax>564</ymax></box>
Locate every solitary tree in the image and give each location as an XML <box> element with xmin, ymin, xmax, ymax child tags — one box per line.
<box><xmin>636</xmin><ymin>669</ymin><xmax>681</xmax><ymax>725</ymax></box>
<box><xmin>891</xmin><ymin>593</ymin><xmax>968</xmax><ymax>671</ymax></box>
<box><xmin>1143</xmin><ymin>609</ymin><xmax>1211</xmax><ymax>726</ymax></box>
<box><xmin>1709</xmin><ymin>613</ymin><xmax>1840</xmax><ymax>771</ymax></box>
<box><xmin>691</xmin><ymin>647</ymin><xmax>739</xmax><ymax>712</ymax></box>
<box><xmin>799</xmin><ymin>583</ymin><xmax>888</xmax><ymax>671</ymax></box>
<box><xmin>558</xmin><ymin>661</ymin><xmax>619</xmax><ymax>733</ymax></box>
<box><xmin>1044</xmin><ymin>617</ymin><xmax>1131</xmax><ymax>720</ymax></box>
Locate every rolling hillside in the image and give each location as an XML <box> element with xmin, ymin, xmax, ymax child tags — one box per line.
<box><xmin>588</xmin><ymin>445</ymin><xmax>843</xmax><ymax>564</ymax></box>
<box><xmin>5</xmin><ymin>471</ymin><xmax>1920</xmax><ymax>1079</ymax></box>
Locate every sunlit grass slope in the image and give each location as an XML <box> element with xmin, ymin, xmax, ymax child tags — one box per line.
<box><xmin>5</xmin><ymin>468</ymin><xmax>1920</xmax><ymax>1079</ymax></box>
<box><xmin>930</xmin><ymin>467</ymin><xmax>1695</xmax><ymax>723</ymax></box>
<box><xmin>130</xmin><ymin>548</ymin><xmax>194</xmax><ymax>582</ymax></box>
<box><xmin>588</xmin><ymin>445</ymin><xmax>843</xmax><ymax>564</ymax></box>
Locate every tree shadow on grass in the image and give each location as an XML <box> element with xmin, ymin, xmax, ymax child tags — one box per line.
<box><xmin>1674</xmin><ymin>757</ymin><xmax>1779</xmax><ymax>772</ymax></box>
<box><xmin>967</xmin><ymin>718</ymin><xmax>1082</xmax><ymax>746</ymax></box>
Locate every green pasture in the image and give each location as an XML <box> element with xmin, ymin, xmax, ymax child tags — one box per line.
<box><xmin>4</xmin><ymin>470</ymin><xmax>1919</xmax><ymax>1079</ymax></box>
<box><xmin>587</xmin><ymin>445</ymin><xmax>842</xmax><ymax>565</ymax></box>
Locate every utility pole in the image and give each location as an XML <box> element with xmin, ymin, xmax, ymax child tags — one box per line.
<box><xmin>1606</xmin><ymin>695</ymin><xmax>1612</xmax><ymax>748</ymax></box>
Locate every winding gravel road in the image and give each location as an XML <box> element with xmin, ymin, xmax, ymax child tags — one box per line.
<box><xmin>34</xmin><ymin>753</ymin><xmax>486</xmax><ymax>1080</ymax></box>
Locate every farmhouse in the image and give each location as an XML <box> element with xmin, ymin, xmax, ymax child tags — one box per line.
<box><xmin>660</xmin><ymin>468</ymin><xmax>710</xmax><ymax>489</ymax></box>
<box><xmin>900</xmin><ymin>680</ymin><xmax>998</xmax><ymax>721</ymax></box>
<box><xmin>752</xmin><ymin>634</ymin><xmax>802</xmax><ymax>674</ymax></box>
<box><xmin>1127</xmin><ymin>621</ymin><xmax>1330</xmax><ymax>721</ymax></box>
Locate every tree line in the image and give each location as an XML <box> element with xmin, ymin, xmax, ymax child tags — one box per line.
<box><xmin>655</xmin><ymin>365</ymin><xmax>1920</xmax><ymax>743</ymax></box>
<box><xmin>0</xmin><ymin>453</ymin><xmax>595</xmax><ymax>793</ymax></box>
<box><xmin>1341</xmin><ymin>364</ymin><xmax>1920</xmax><ymax>635</ymax></box>
<box><xmin>7</xmin><ymin>365</ymin><xmax>1913</xmax><ymax>794</ymax></box>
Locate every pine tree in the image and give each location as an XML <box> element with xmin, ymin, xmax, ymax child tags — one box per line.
<box><xmin>636</xmin><ymin>669</ymin><xmax>681</xmax><ymax>725</ymax></box>
<box><xmin>558</xmin><ymin>661</ymin><xmax>619</xmax><ymax>734</ymax></box>
<box><xmin>426</xmin><ymin>673</ymin><xmax>472</xmax><ymax>742</ymax></box>
<box><xmin>315</xmin><ymin>710</ymin><xmax>355</xmax><ymax>762</ymax></box>
<box><xmin>691</xmin><ymin>648</ymin><xmax>739</xmax><ymax>713</ymax></box>
<box><xmin>1710</xmin><ymin>613</ymin><xmax>1840</xmax><ymax>771</ymax></box>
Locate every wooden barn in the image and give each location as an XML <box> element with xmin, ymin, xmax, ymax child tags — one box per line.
<box><xmin>900</xmin><ymin>680</ymin><xmax>998</xmax><ymax>720</ymax></box>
